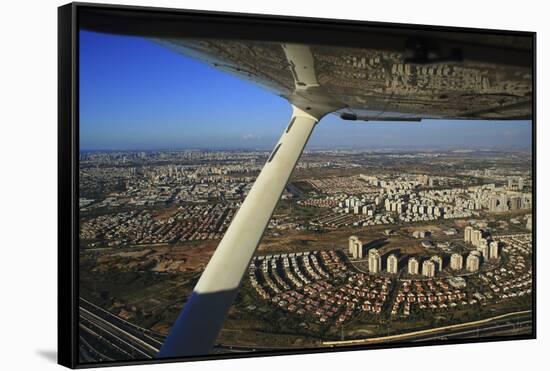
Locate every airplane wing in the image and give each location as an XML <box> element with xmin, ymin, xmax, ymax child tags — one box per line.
<box><xmin>80</xmin><ymin>6</ymin><xmax>533</xmax><ymax>121</ymax></box>
<box><xmin>154</xmin><ymin>37</ymin><xmax>532</xmax><ymax>121</ymax></box>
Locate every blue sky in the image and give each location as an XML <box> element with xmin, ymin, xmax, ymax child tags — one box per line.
<box><xmin>80</xmin><ymin>30</ymin><xmax>532</xmax><ymax>151</ymax></box>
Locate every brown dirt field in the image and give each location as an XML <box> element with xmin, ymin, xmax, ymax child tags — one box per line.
<box><xmin>151</xmin><ymin>206</ymin><xmax>179</xmax><ymax>219</ymax></box>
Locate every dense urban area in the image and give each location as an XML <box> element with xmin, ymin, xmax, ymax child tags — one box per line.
<box><xmin>78</xmin><ymin>147</ymin><xmax>533</xmax><ymax>362</ymax></box>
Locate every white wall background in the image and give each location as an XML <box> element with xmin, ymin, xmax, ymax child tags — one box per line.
<box><xmin>0</xmin><ymin>0</ymin><xmax>546</xmax><ymax>369</ymax></box>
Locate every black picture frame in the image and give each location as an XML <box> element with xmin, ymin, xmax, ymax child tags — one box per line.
<box><xmin>58</xmin><ymin>2</ymin><xmax>536</xmax><ymax>368</ymax></box>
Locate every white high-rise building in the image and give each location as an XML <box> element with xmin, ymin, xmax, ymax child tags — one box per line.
<box><xmin>387</xmin><ymin>254</ymin><xmax>398</xmax><ymax>274</ymax></box>
<box><xmin>422</xmin><ymin>260</ymin><xmax>436</xmax><ymax>277</ymax></box>
<box><xmin>349</xmin><ymin>236</ymin><xmax>359</xmax><ymax>255</ymax></box>
<box><xmin>471</xmin><ymin>229</ymin><xmax>483</xmax><ymax>247</ymax></box>
<box><xmin>368</xmin><ymin>249</ymin><xmax>381</xmax><ymax>273</ymax></box>
<box><xmin>489</xmin><ymin>241</ymin><xmax>499</xmax><ymax>260</ymax></box>
<box><xmin>353</xmin><ymin>244</ymin><xmax>362</xmax><ymax>259</ymax></box>
<box><xmin>466</xmin><ymin>252</ymin><xmax>480</xmax><ymax>272</ymax></box>
<box><xmin>430</xmin><ymin>255</ymin><xmax>443</xmax><ymax>272</ymax></box>
<box><xmin>349</xmin><ymin>236</ymin><xmax>363</xmax><ymax>259</ymax></box>
<box><xmin>450</xmin><ymin>253</ymin><xmax>463</xmax><ymax>270</ymax></box>
<box><xmin>407</xmin><ymin>257</ymin><xmax>419</xmax><ymax>275</ymax></box>
<box><xmin>464</xmin><ymin>226</ymin><xmax>473</xmax><ymax>243</ymax></box>
<box><xmin>477</xmin><ymin>244</ymin><xmax>489</xmax><ymax>261</ymax></box>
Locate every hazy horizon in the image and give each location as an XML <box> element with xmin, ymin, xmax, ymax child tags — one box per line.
<box><xmin>79</xmin><ymin>142</ymin><xmax>533</xmax><ymax>152</ymax></box>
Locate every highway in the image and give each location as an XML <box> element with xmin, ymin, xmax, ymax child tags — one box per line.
<box><xmin>78</xmin><ymin>297</ymin><xmax>532</xmax><ymax>362</ymax></box>
<box><xmin>78</xmin><ymin>298</ymin><xmax>163</xmax><ymax>362</ymax></box>
<box><xmin>78</xmin><ymin>297</ymin><xmax>259</xmax><ymax>362</ymax></box>
<box><xmin>411</xmin><ymin>319</ymin><xmax>532</xmax><ymax>342</ymax></box>
<box><xmin>323</xmin><ymin>311</ymin><xmax>532</xmax><ymax>347</ymax></box>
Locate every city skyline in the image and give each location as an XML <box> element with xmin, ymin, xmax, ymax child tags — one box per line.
<box><xmin>80</xmin><ymin>30</ymin><xmax>532</xmax><ymax>151</ymax></box>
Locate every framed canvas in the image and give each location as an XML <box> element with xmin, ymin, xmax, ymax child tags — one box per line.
<box><xmin>58</xmin><ymin>2</ymin><xmax>536</xmax><ymax>368</ymax></box>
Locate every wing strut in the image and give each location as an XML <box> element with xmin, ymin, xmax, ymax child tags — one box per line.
<box><xmin>157</xmin><ymin>105</ymin><xmax>326</xmax><ymax>358</ymax></box>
